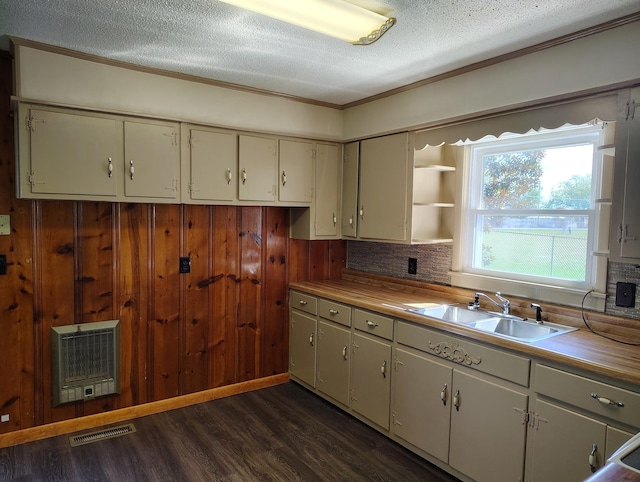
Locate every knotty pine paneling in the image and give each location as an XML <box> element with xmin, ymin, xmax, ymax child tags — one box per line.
<box><xmin>0</xmin><ymin>56</ymin><xmax>345</xmax><ymax>434</ymax></box>
<box><xmin>0</xmin><ymin>52</ymin><xmax>35</xmax><ymax>433</ymax></box>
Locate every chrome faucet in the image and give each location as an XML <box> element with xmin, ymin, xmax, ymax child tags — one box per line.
<box><xmin>471</xmin><ymin>292</ymin><xmax>511</xmax><ymax>315</ymax></box>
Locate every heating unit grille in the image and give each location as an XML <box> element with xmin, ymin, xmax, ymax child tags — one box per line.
<box><xmin>52</xmin><ymin>320</ymin><xmax>120</xmax><ymax>406</ymax></box>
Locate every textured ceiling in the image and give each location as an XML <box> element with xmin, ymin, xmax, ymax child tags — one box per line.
<box><xmin>1</xmin><ymin>0</ymin><xmax>639</xmax><ymax>106</ymax></box>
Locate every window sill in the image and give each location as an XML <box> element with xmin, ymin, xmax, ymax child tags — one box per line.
<box><xmin>449</xmin><ymin>271</ymin><xmax>606</xmax><ymax>312</ymax></box>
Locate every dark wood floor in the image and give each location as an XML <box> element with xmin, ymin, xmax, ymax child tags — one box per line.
<box><xmin>0</xmin><ymin>382</ymin><xmax>460</xmax><ymax>481</ymax></box>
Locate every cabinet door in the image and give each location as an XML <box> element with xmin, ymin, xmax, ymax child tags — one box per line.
<box><xmin>317</xmin><ymin>321</ymin><xmax>350</xmax><ymax>406</ymax></box>
<box><xmin>619</xmin><ymin>88</ymin><xmax>640</xmax><ymax>259</ymax></box>
<box><xmin>351</xmin><ymin>332</ymin><xmax>391</xmax><ymax>430</ymax></box>
<box><xmin>186</xmin><ymin>128</ymin><xmax>236</xmax><ymax>202</ymax></box>
<box><xmin>124</xmin><ymin>120</ymin><xmax>179</xmax><ymax>200</ymax></box>
<box><xmin>289</xmin><ymin>310</ymin><xmax>317</xmax><ymax>388</ymax></box>
<box><xmin>392</xmin><ymin>348</ymin><xmax>452</xmax><ymax>462</ymax></box>
<box><xmin>527</xmin><ymin>399</ymin><xmax>606</xmax><ymax>482</ymax></box>
<box><xmin>238</xmin><ymin>135</ymin><xmax>277</xmax><ymax>202</ymax></box>
<box><xmin>341</xmin><ymin>142</ymin><xmax>359</xmax><ymax>238</ymax></box>
<box><xmin>358</xmin><ymin>133</ymin><xmax>409</xmax><ymax>241</ymax></box>
<box><xmin>27</xmin><ymin>108</ymin><xmax>119</xmax><ymax>197</ymax></box>
<box><xmin>315</xmin><ymin>143</ymin><xmax>340</xmax><ymax>236</ymax></box>
<box><xmin>279</xmin><ymin>139</ymin><xmax>313</xmax><ymax>203</ymax></box>
<box><xmin>449</xmin><ymin>370</ymin><xmax>528</xmax><ymax>482</ymax></box>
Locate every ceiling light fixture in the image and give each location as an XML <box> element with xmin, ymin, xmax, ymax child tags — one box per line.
<box><xmin>219</xmin><ymin>0</ymin><xmax>396</xmax><ymax>45</ymax></box>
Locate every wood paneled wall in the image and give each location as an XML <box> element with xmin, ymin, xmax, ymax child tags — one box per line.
<box><xmin>0</xmin><ymin>54</ymin><xmax>345</xmax><ymax>433</ymax></box>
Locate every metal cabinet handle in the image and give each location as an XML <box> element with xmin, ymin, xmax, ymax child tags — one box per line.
<box><xmin>441</xmin><ymin>384</ymin><xmax>448</xmax><ymax>406</ymax></box>
<box><xmin>359</xmin><ymin>206</ymin><xmax>364</xmax><ymax>219</ymax></box>
<box><xmin>366</xmin><ymin>320</ymin><xmax>379</xmax><ymax>328</ymax></box>
<box><xmin>591</xmin><ymin>392</ymin><xmax>624</xmax><ymax>407</ymax></box>
<box><xmin>332</xmin><ymin>213</ymin><xmax>337</xmax><ymax>226</ymax></box>
<box><xmin>299</xmin><ymin>300</ymin><xmax>308</xmax><ymax>306</ymax></box>
<box><xmin>381</xmin><ymin>360</ymin><xmax>387</xmax><ymax>378</ymax></box>
<box><xmin>309</xmin><ymin>333</ymin><xmax>314</xmax><ymax>346</ymax></box>
<box><xmin>281</xmin><ymin>170</ymin><xmax>287</xmax><ymax>186</ymax></box>
<box><xmin>349</xmin><ymin>216</ymin><xmax>354</xmax><ymax>227</ymax></box>
<box><xmin>329</xmin><ymin>309</ymin><xmax>339</xmax><ymax>316</ymax></box>
<box><xmin>589</xmin><ymin>443</ymin><xmax>598</xmax><ymax>473</ymax></box>
<box><xmin>226</xmin><ymin>168</ymin><xmax>232</xmax><ymax>185</ymax></box>
<box><xmin>241</xmin><ymin>168</ymin><xmax>247</xmax><ymax>184</ymax></box>
<box><xmin>129</xmin><ymin>160</ymin><xmax>135</xmax><ymax>180</ymax></box>
<box><xmin>342</xmin><ymin>345</ymin><xmax>348</xmax><ymax>360</ymax></box>
<box><xmin>453</xmin><ymin>389</ymin><xmax>460</xmax><ymax>411</ymax></box>
<box><xmin>108</xmin><ymin>158</ymin><xmax>113</xmax><ymax>178</ymax></box>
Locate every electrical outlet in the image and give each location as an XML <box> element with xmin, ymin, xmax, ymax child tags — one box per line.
<box><xmin>1</xmin><ymin>414</ymin><xmax>9</xmax><ymax>423</ymax></box>
<box><xmin>408</xmin><ymin>257</ymin><xmax>417</xmax><ymax>275</ymax></box>
<box><xmin>615</xmin><ymin>282</ymin><xmax>636</xmax><ymax>308</ymax></box>
<box><xmin>0</xmin><ymin>254</ymin><xmax>6</xmax><ymax>275</ymax></box>
<box><xmin>179</xmin><ymin>256</ymin><xmax>191</xmax><ymax>274</ymax></box>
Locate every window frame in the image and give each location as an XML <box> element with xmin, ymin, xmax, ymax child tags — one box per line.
<box><xmin>450</xmin><ymin>123</ymin><xmax>611</xmax><ymax>311</ymax></box>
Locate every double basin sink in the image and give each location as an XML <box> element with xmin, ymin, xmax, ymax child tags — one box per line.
<box><xmin>405</xmin><ymin>304</ymin><xmax>576</xmax><ymax>342</ymax></box>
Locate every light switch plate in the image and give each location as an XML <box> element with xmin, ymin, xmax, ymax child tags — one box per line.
<box><xmin>0</xmin><ymin>215</ymin><xmax>9</xmax><ymax>235</ymax></box>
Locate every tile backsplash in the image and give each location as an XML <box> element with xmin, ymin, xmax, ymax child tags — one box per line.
<box><xmin>346</xmin><ymin>241</ymin><xmax>640</xmax><ymax>320</ymax></box>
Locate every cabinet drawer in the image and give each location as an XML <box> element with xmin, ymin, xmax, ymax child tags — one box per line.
<box><xmin>396</xmin><ymin>321</ymin><xmax>530</xmax><ymax>387</ymax></box>
<box><xmin>353</xmin><ymin>309</ymin><xmax>393</xmax><ymax>340</ymax></box>
<box><xmin>289</xmin><ymin>291</ymin><xmax>317</xmax><ymax>316</ymax></box>
<box><xmin>536</xmin><ymin>365</ymin><xmax>640</xmax><ymax>428</ymax></box>
<box><xmin>318</xmin><ymin>299</ymin><xmax>351</xmax><ymax>327</ymax></box>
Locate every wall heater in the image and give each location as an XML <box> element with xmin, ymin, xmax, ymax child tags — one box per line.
<box><xmin>51</xmin><ymin>320</ymin><xmax>120</xmax><ymax>406</ymax></box>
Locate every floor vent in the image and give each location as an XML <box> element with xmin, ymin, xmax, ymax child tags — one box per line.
<box><xmin>69</xmin><ymin>423</ymin><xmax>136</xmax><ymax>447</ymax></box>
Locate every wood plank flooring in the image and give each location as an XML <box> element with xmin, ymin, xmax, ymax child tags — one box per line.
<box><xmin>0</xmin><ymin>382</ymin><xmax>460</xmax><ymax>481</ymax></box>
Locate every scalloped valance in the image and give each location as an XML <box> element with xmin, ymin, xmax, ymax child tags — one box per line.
<box><xmin>414</xmin><ymin>94</ymin><xmax>618</xmax><ymax>149</ymax></box>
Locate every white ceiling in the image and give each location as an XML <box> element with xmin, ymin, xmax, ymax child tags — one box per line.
<box><xmin>1</xmin><ymin>0</ymin><xmax>639</xmax><ymax>106</ymax></box>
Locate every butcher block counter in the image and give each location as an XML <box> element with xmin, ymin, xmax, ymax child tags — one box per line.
<box><xmin>290</xmin><ymin>271</ymin><xmax>640</xmax><ymax>386</ymax></box>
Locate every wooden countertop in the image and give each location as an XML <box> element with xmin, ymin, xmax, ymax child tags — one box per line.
<box><xmin>290</xmin><ymin>273</ymin><xmax>640</xmax><ymax>387</ymax></box>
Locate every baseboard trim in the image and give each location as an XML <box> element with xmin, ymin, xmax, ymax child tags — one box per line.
<box><xmin>0</xmin><ymin>373</ymin><xmax>290</xmax><ymax>449</ymax></box>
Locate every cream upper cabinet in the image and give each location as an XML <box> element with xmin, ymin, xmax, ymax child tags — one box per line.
<box><xmin>611</xmin><ymin>87</ymin><xmax>640</xmax><ymax>262</ymax></box>
<box><xmin>238</xmin><ymin>134</ymin><xmax>278</xmax><ymax>202</ymax></box>
<box><xmin>17</xmin><ymin>104</ymin><xmax>121</xmax><ymax>199</ymax></box>
<box><xmin>289</xmin><ymin>142</ymin><xmax>341</xmax><ymax>240</ymax></box>
<box><xmin>341</xmin><ymin>142</ymin><xmax>359</xmax><ymax>238</ymax></box>
<box><xmin>278</xmin><ymin>139</ymin><xmax>313</xmax><ymax>204</ymax></box>
<box><xmin>123</xmin><ymin>120</ymin><xmax>180</xmax><ymax>201</ymax></box>
<box><xmin>183</xmin><ymin>126</ymin><xmax>236</xmax><ymax>203</ymax></box>
<box><xmin>358</xmin><ymin>133</ymin><xmax>410</xmax><ymax>241</ymax></box>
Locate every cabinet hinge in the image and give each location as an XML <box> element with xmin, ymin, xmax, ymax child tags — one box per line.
<box><xmin>392</xmin><ymin>411</ymin><xmax>402</xmax><ymax>426</ymax></box>
<box><xmin>26</xmin><ymin>115</ymin><xmax>45</xmax><ymax>132</ymax></box>
<box><xmin>393</xmin><ymin>357</ymin><xmax>404</xmax><ymax>371</ymax></box>
<box><xmin>626</xmin><ymin>100</ymin><xmax>638</xmax><ymax>120</ymax></box>
<box><xmin>513</xmin><ymin>407</ymin><xmax>529</xmax><ymax>425</ymax></box>
<box><xmin>28</xmin><ymin>172</ymin><xmax>46</xmax><ymax>186</ymax></box>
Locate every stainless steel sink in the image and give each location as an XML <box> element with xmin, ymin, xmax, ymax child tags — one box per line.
<box><xmin>406</xmin><ymin>304</ymin><xmax>496</xmax><ymax>323</ymax></box>
<box><xmin>466</xmin><ymin>318</ymin><xmax>577</xmax><ymax>342</ymax></box>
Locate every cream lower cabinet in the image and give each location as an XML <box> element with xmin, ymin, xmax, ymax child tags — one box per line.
<box><xmin>317</xmin><ymin>320</ymin><xmax>351</xmax><ymax>407</ymax></box>
<box><xmin>351</xmin><ymin>332</ymin><xmax>392</xmax><ymax>430</ymax></box>
<box><xmin>449</xmin><ymin>370</ymin><xmax>528</xmax><ymax>482</ymax></box>
<box><xmin>289</xmin><ymin>291</ymin><xmax>318</xmax><ymax>388</ymax></box>
<box><xmin>526</xmin><ymin>364</ymin><xmax>639</xmax><ymax>482</ymax></box>
<box><xmin>392</xmin><ymin>347</ymin><xmax>452</xmax><ymax>462</ymax></box>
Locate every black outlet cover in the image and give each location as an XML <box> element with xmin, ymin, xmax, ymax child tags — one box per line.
<box><xmin>179</xmin><ymin>257</ymin><xmax>191</xmax><ymax>274</ymax></box>
<box><xmin>0</xmin><ymin>254</ymin><xmax>6</xmax><ymax>275</ymax></box>
<box><xmin>408</xmin><ymin>257</ymin><xmax>417</xmax><ymax>275</ymax></box>
<box><xmin>615</xmin><ymin>282</ymin><xmax>636</xmax><ymax>308</ymax></box>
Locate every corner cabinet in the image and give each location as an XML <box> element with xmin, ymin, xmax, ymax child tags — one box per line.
<box><xmin>610</xmin><ymin>87</ymin><xmax>640</xmax><ymax>262</ymax></box>
<box><xmin>289</xmin><ymin>142</ymin><xmax>342</xmax><ymax>240</ymax></box>
<box><xmin>353</xmin><ymin>133</ymin><xmax>460</xmax><ymax>243</ymax></box>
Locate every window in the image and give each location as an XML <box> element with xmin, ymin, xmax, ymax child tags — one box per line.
<box><xmin>451</xmin><ymin>123</ymin><xmax>611</xmax><ymax>310</ymax></box>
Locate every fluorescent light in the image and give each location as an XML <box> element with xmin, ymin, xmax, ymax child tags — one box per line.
<box><xmin>219</xmin><ymin>0</ymin><xmax>396</xmax><ymax>45</ymax></box>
